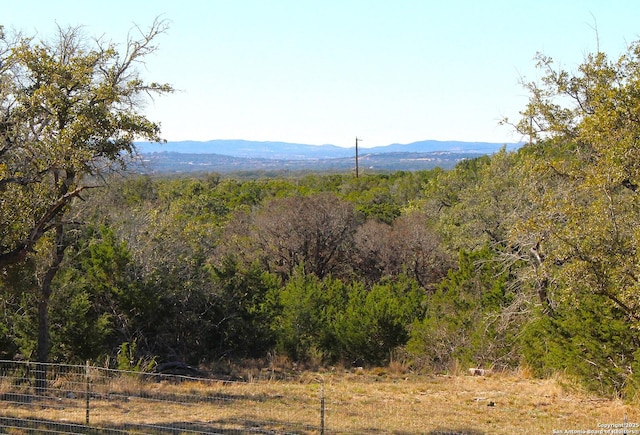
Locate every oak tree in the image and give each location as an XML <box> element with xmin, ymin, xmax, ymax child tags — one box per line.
<box><xmin>508</xmin><ymin>42</ymin><xmax>640</xmax><ymax>394</ymax></box>
<box><xmin>0</xmin><ymin>20</ymin><xmax>172</xmax><ymax>363</ymax></box>
<box><xmin>512</xmin><ymin>45</ymin><xmax>640</xmax><ymax>318</ymax></box>
<box><xmin>251</xmin><ymin>193</ymin><xmax>358</xmax><ymax>279</ymax></box>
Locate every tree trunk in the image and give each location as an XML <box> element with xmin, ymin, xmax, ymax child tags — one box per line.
<box><xmin>36</xmin><ymin>289</ymin><xmax>52</xmax><ymax>363</ymax></box>
<box><xmin>35</xmin><ymin>223</ymin><xmax>66</xmax><ymax>393</ymax></box>
<box><xmin>35</xmin><ymin>297</ymin><xmax>50</xmax><ymax>394</ymax></box>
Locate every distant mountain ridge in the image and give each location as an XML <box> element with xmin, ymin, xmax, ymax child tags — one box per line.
<box><xmin>134</xmin><ymin>139</ymin><xmax>522</xmax><ymax>174</ymax></box>
<box><xmin>136</xmin><ymin>139</ymin><xmax>520</xmax><ymax>160</ymax></box>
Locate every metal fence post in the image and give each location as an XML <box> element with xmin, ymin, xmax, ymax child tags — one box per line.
<box><xmin>320</xmin><ymin>380</ymin><xmax>325</xmax><ymax>435</ymax></box>
<box><xmin>85</xmin><ymin>360</ymin><xmax>90</xmax><ymax>426</ymax></box>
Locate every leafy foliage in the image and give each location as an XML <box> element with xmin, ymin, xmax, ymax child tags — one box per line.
<box><xmin>6</xmin><ymin>24</ymin><xmax>640</xmax><ymax>399</ymax></box>
<box><xmin>521</xmin><ymin>289</ymin><xmax>640</xmax><ymax>397</ymax></box>
<box><xmin>49</xmin><ymin>225</ymin><xmax>150</xmax><ymax>362</ymax></box>
<box><xmin>273</xmin><ymin>268</ymin><xmax>425</xmax><ymax>366</ymax></box>
<box><xmin>0</xmin><ymin>21</ymin><xmax>172</xmax><ymax>269</ymax></box>
<box><xmin>330</xmin><ymin>275</ymin><xmax>425</xmax><ymax>365</ymax></box>
<box><xmin>0</xmin><ymin>20</ymin><xmax>172</xmax><ymax>364</ymax></box>
<box><xmin>407</xmin><ymin>246</ymin><xmax>520</xmax><ymax>371</ymax></box>
<box><xmin>501</xmin><ymin>37</ymin><xmax>640</xmax><ymax>396</ymax></box>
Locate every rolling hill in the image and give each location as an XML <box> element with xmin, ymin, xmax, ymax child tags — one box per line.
<box><xmin>134</xmin><ymin>139</ymin><xmax>521</xmax><ymax>174</ymax></box>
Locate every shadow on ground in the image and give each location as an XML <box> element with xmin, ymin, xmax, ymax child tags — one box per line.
<box><xmin>0</xmin><ymin>415</ymin><xmax>322</xmax><ymax>434</ymax></box>
<box><xmin>428</xmin><ymin>429</ymin><xmax>485</xmax><ymax>435</ymax></box>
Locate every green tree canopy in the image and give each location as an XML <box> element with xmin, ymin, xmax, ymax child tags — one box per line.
<box><xmin>0</xmin><ymin>20</ymin><xmax>172</xmax><ymax>364</ymax></box>
<box><xmin>503</xmin><ymin>40</ymin><xmax>640</xmax><ymax>395</ymax></box>
<box><xmin>510</xmin><ymin>43</ymin><xmax>640</xmax><ymax>321</ymax></box>
<box><xmin>0</xmin><ymin>19</ymin><xmax>172</xmax><ymax>269</ymax></box>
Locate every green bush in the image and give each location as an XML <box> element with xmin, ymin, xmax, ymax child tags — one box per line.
<box><xmin>407</xmin><ymin>246</ymin><xmax>518</xmax><ymax>371</ymax></box>
<box><xmin>330</xmin><ymin>276</ymin><xmax>425</xmax><ymax>365</ymax></box>
<box><xmin>274</xmin><ymin>268</ymin><xmax>424</xmax><ymax>366</ymax></box>
<box><xmin>521</xmin><ymin>288</ymin><xmax>640</xmax><ymax>398</ymax></box>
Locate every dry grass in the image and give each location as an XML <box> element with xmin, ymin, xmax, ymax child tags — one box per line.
<box><xmin>319</xmin><ymin>370</ymin><xmax>637</xmax><ymax>434</ymax></box>
<box><xmin>2</xmin><ymin>367</ymin><xmax>640</xmax><ymax>434</ymax></box>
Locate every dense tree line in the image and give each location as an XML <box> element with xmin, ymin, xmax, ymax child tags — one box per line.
<box><xmin>4</xmin><ymin>23</ymin><xmax>640</xmax><ymax>398</ymax></box>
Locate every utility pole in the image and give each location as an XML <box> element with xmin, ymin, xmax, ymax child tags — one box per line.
<box><xmin>355</xmin><ymin>137</ymin><xmax>362</xmax><ymax>177</ymax></box>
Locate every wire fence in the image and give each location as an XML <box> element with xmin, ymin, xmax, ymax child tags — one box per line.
<box><xmin>0</xmin><ymin>360</ymin><xmax>326</xmax><ymax>434</ymax></box>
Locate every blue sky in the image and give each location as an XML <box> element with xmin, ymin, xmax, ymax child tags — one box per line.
<box><xmin>5</xmin><ymin>1</ymin><xmax>640</xmax><ymax>147</ymax></box>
